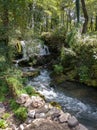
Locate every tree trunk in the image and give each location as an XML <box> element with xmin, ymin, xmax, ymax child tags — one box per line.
<box><xmin>76</xmin><ymin>0</ymin><xmax>80</xmax><ymax>24</ymax></box>
<box><xmin>95</xmin><ymin>15</ymin><xmax>97</xmax><ymax>31</ymax></box>
<box><xmin>2</xmin><ymin>3</ymin><xmax>10</xmax><ymax>64</ymax></box>
<box><xmin>46</xmin><ymin>15</ymin><xmax>49</xmax><ymax>32</ymax></box>
<box><xmin>90</xmin><ymin>17</ymin><xmax>93</xmax><ymax>31</ymax></box>
<box><xmin>81</xmin><ymin>0</ymin><xmax>88</xmax><ymax>34</ymax></box>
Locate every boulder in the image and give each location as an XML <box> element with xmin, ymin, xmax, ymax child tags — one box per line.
<box><xmin>16</xmin><ymin>94</ymin><xmax>30</xmax><ymax>104</ymax></box>
<box><xmin>46</xmin><ymin>107</ymin><xmax>61</xmax><ymax>117</ymax></box>
<box><xmin>24</xmin><ymin>118</ymin><xmax>65</xmax><ymax>130</ymax></box>
<box><xmin>35</xmin><ymin>103</ymin><xmax>50</xmax><ymax>114</ymax></box>
<box><xmin>77</xmin><ymin>124</ymin><xmax>88</xmax><ymax>130</ymax></box>
<box><xmin>35</xmin><ymin>113</ymin><xmax>46</xmax><ymax>118</ymax></box>
<box><xmin>31</xmin><ymin>96</ymin><xmax>45</xmax><ymax>108</ymax></box>
<box><xmin>59</xmin><ymin>112</ymin><xmax>71</xmax><ymax>123</ymax></box>
<box><xmin>28</xmin><ymin>110</ymin><xmax>35</xmax><ymax>118</ymax></box>
<box><xmin>68</xmin><ymin>116</ymin><xmax>79</xmax><ymax>128</ymax></box>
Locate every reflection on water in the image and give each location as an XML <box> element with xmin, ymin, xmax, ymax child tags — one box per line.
<box><xmin>27</xmin><ymin>69</ymin><xmax>97</xmax><ymax>130</ymax></box>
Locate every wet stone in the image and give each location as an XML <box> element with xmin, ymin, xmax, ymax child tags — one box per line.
<box><xmin>59</xmin><ymin>113</ymin><xmax>71</xmax><ymax>123</ymax></box>
<box><xmin>78</xmin><ymin>124</ymin><xmax>88</xmax><ymax>130</ymax></box>
<box><xmin>28</xmin><ymin>110</ymin><xmax>35</xmax><ymax>118</ymax></box>
<box><xmin>35</xmin><ymin>113</ymin><xmax>46</xmax><ymax>118</ymax></box>
<box><xmin>68</xmin><ymin>116</ymin><xmax>79</xmax><ymax>127</ymax></box>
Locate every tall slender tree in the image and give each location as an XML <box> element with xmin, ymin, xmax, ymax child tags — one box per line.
<box><xmin>81</xmin><ymin>0</ymin><xmax>88</xmax><ymax>33</ymax></box>
<box><xmin>76</xmin><ymin>0</ymin><xmax>80</xmax><ymax>24</ymax></box>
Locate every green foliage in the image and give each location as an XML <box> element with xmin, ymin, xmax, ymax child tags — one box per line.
<box><xmin>0</xmin><ymin>119</ymin><xmax>8</xmax><ymax>129</ymax></box>
<box><xmin>24</xmin><ymin>86</ymin><xmax>37</xmax><ymax>96</ymax></box>
<box><xmin>14</xmin><ymin>107</ymin><xmax>27</xmax><ymax>122</ymax></box>
<box><xmin>78</xmin><ymin>66</ymin><xmax>89</xmax><ymax>82</ymax></box>
<box><xmin>9</xmin><ymin>99</ymin><xmax>20</xmax><ymax>111</ymax></box>
<box><xmin>52</xmin><ymin>26</ymin><xmax>66</xmax><ymax>37</ymax></box>
<box><xmin>66</xmin><ymin>28</ymin><xmax>78</xmax><ymax>47</ymax></box>
<box><xmin>53</xmin><ymin>64</ymin><xmax>64</xmax><ymax>75</ymax></box>
<box><xmin>2</xmin><ymin>113</ymin><xmax>10</xmax><ymax>120</ymax></box>
<box><xmin>6</xmin><ymin>76</ymin><xmax>25</xmax><ymax>97</ymax></box>
<box><xmin>0</xmin><ymin>80</ymin><xmax>9</xmax><ymax>102</ymax></box>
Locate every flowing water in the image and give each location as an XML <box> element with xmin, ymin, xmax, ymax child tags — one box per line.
<box><xmin>27</xmin><ymin>69</ymin><xmax>97</xmax><ymax>130</ymax></box>
<box><xmin>15</xmin><ymin>41</ymin><xmax>50</xmax><ymax>66</ymax></box>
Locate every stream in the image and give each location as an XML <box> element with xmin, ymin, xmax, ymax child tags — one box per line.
<box><xmin>26</xmin><ymin>68</ymin><xmax>97</xmax><ymax>130</ymax></box>
<box><xmin>17</xmin><ymin>41</ymin><xmax>97</xmax><ymax>130</ymax></box>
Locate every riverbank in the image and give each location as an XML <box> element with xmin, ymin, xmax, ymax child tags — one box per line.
<box><xmin>0</xmin><ymin>93</ymin><xmax>88</xmax><ymax>130</ymax></box>
<box><xmin>0</xmin><ymin>67</ymin><xmax>88</xmax><ymax>130</ymax></box>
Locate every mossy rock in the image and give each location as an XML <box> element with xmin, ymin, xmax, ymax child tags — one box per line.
<box><xmin>52</xmin><ymin>73</ymin><xmax>67</xmax><ymax>84</ymax></box>
<box><xmin>22</xmin><ymin>70</ymin><xmax>40</xmax><ymax>77</ymax></box>
<box><xmin>85</xmin><ymin>79</ymin><xmax>97</xmax><ymax>87</ymax></box>
<box><xmin>6</xmin><ymin>77</ymin><xmax>23</xmax><ymax>98</ymax></box>
<box><xmin>41</xmin><ymin>32</ymin><xmax>66</xmax><ymax>53</ymax></box>
<box><xmin>50</xmin><ymin>101</ymin><xmax>61</xmax><ymax>109</ymax></box>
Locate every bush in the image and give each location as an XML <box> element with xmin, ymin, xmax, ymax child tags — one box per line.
<box><xmin>53</xmin><ymin>64</ymin><xmax>64</xmax><ymax>75</ymax></box>
<box><xmin>24</xmin><ymin>86</ymin><xmax>37</xmax><ymax>96</ymax></box>
<box><xmin>9</xmin><ymin>99</ymin><xmax>20</xmax><ymax>111</ymax></box>
<box><xmin>78</xmin><ymin>66</ymin><xmax>90</xmax><ymax>82</ymax></box>
<box><xmin>14</xmin><ymin>107</ymin><xmax>27</xmax><ymax>122</ymax></box>
<box><xmin>6</xmin><ymin>77</ymin><xmax>24</xmax><ymax>97</ymax></box>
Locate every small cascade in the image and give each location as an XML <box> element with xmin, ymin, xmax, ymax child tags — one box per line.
<box><xmin>20</xmin><ymin>40</ymin><xmax>28</xmax><ymax>58</ymax></box>
<box><xmin>39</xmin><ymin>45</ymin><xmax>50</xmax><ymax>56</ymax></box>
<box><xmin>14</xmin><ymin>39</ymin><xmax>50</xmax><ymax>67</ymax></box>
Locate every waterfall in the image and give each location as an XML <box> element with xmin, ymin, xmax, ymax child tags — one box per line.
<box><xmin>15</xmin><ymin>39</ymin><xmax>50</xmax><ymax>66</ymax></box>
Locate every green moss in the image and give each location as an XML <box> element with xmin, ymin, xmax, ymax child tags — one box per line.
<box><xmin>14</xmin><ymin>107</ymin><xmax>27</xmax><ymax>122</ymax></box>
<box><xmin>24</xmin><ymin>86</ymin><xmax>38</xmax><ymax>96</ymax></box>
<box><xmin>0</xmin><ymin>80</ymin><xmax>9</xmax><ymax>102</ymax></box>
<box><xmin>50</xmin><ymin>101</ymin><xmax>61</xmax><ymax>109</ymax></box>
<box><xmin>0</xmin><ymin>119</ymin><xmax>8</xmax><ymax>129</ymax></box>
<box><xmin>85</xmin><ymin>79</ymin><xmax>97</xmax><ymax>87</ymax></box>
<box><xmin>6</xmin><ymin>77</ymin><xmax>24</xmax><ymax>97</ymax></box>
<box><xmin>2</xmin><ymin>113</ymin><xmax>10</xmax><ymax>120</ymax></box>
<box><xmin>9</xmin><ymin>99</ymin><xmax>20</xmax><ymax>111</ymax></box>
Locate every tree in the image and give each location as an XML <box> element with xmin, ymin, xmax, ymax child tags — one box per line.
<box><xmin>76</xmin><ymin>0</ymin><xmax>80</xmax><ymax>24</ymax></box>
<box><xmin>81</xmin><ymin>0</ymin><xmax>88</xmax><ymax>33</ymax></box>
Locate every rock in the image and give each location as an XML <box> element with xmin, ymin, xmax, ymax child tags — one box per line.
<box><xmin>68</xmin><ymin>116</ymin><xmax>79</xmax><ymax>127</ymax></box>
<box><xmin>77</xmin><ymin>124</ymin><xmax>88</xmax><ymax>130</ymax></box>
<box><xmin>22</xmin><ymin>71</ymin><xmax>39</xmax><ymax>77</ymax></box>
<box><xmin>0</xmin><ymin>102</ymin><xmax>5</xmax><ymax>117</ymax></box>
<box><xmin>19</xmin><ymin>124</ymin><xmax>25</xmax><ymax>130</ymax></box>
<box><xmin>51</xmin><ymin>112</ymin><xmax>60</xmax><ymax>120</ymax></box>
<box><xmin>31</xmin><ymin>96</ymin><xmax>45</xmax><ymax>108</ymax></box>
<box><xmin>24</xmin><ymin>98</ymin><xmax>32</xmax><ymax>108</ymax></box>
<box><xmin>46</xmin><ymin>107</ymin><xmax>61</xmax><ymax>117</ymax></box>
<box><xmin>25</xmin><ymin>117</ymin><xmax>33</xmax><ymax>124</ymax></box>
<box><xmin>32</xmin><ymin>118</ymin><xmax>46</xmax><ymax>127</ymax></box>
<box><xmin>59</xmin><ymin>113</ymin><xmax>71</xmax><ymax>123</ymax></box>
<box><xmin>28</xmin><ymin>110</ymin><xmax>35</xmax><ymax>118</ymax></box>
<box><xmin>16</xmin><ymin>94</ymin><xmax>30</xmax><ymax>104</ymax></box>
<box><xmin>35</xmin><ymin>104</ymin><xmax>50</xmax><ymax>114</ymax></box>
<box><xmin>35</xmin><ymin>113</ymin><xmax>46</xmax><ymax>118</ymax></box>
<box><xmin>30</xmin><ymin>118</ymin><xmax>64</xmax><ymax>130</ymax></box>
<box><xmin>23</xmin><ymin>123</ymin><xmax>36</xmax><ymax>130</ymax></box>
